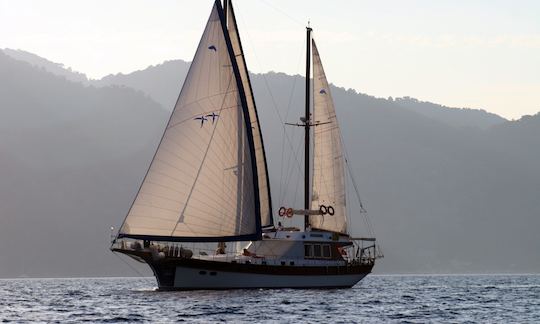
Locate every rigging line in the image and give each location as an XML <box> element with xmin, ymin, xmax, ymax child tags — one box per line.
<box><xmin>280</xmin><ymin>131</ymin><xmax>303</xmax><ymax>204</ymax></box>
<box><xmin>346</xmin><ymin>164</ymin><xmax>374</xmax><ymax>236</ymax></box>
<box><xmin>338</xmin><ymin>120</ymin><xmax>375</xmax><ymax>236</ymax></box>
<box><xmin>279</xmin><ymin>129</ymin><xmax>298</xmax><ymax>203</ymax></box>
<box><xmin>344</xmin><ymin>156</ymin><xmax>375</xmax><ymax>236</ymax></box>
<box><xmin>260</xmin><ymin>69</ymin><xmax>304</xmax><ymax>175</ymax></box>
<box><xmin>235</xmin><ymin>8</ymin><xmax>304</xmax><ymax>178</ymax></box>
<box><xmin>257</xmin><ymin>0</ymin><xmax>305</xmax><ymax>27</ymax></box>
<box><xmin>290</xmin><ymin>133</ymin><xmax>305</xmax><ymax>209</ymax></box>
<box><xmin>279</xmin><ymin>49</ymin><xmax>305</xmax><ymax>202</ymax></box>
<box><xmin>112</xmin><ymin>251</ymin><xmax>147</xmax><ymax>278</ymax></box>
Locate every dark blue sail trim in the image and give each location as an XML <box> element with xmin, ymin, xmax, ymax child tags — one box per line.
<box><xmin>216</xmin><ymin>0</ymin><xmax>262</xmax><ymax>239</ymax></box>
<box><xmin>117</xmin><ymin>232</ymin><xmax>262</xmax><ymax>243</ymax></box>
<box><xmin>226</xmin><ymin>0</ymin><xmax>274</xmax><ymax>227</ymax></box>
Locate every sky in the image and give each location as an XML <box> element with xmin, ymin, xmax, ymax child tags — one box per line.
<box><xmin>1</xmin><ymin>0</ymin><xmax>539</xmax><ymax>120</ymax></box>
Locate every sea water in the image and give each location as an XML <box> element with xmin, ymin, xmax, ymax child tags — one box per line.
<box><xmin>1</xmin><ymin>275</ymin><xmax>539</xmax><ymax>323</ymax></box>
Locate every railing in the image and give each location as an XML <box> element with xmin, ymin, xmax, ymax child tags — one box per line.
<box><xmin>112</xmin><ymin>237</ymin><xmax>382</xmax><ymax>266</ymax></box>
<box><xmin>112</xmin><ymin>238</ymin><xmax>281</xmax><ymax>263</ymax></box>
<box><xmin>345</xmin><ymin>238</ymin><xmax>384</xmax><ymax>266</ymax></box>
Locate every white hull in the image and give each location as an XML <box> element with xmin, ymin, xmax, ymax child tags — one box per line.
<box><xmin>169</xmin><ymin>266</ymin><xmax>368</xmax><ymax>290</ymax></box>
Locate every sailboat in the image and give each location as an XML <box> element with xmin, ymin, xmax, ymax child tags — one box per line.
<box><xmin>111</xmin><ymin>0</ymin><xmax>379</xmax><ymax>290</ymax></box>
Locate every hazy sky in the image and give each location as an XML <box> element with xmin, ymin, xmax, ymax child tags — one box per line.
<box><xmin>1</xmin><ymin>0</ymin><xmax>539</xmax><ymax>119</ymax></box>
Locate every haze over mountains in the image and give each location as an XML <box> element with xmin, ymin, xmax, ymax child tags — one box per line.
<box><xmin>1</xmin><ymin>49</ymin><xmax>539</xmax><ymax>278</ymax></box>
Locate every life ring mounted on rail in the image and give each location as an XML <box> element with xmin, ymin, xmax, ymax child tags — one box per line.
<box><xmin>278</xmin><ymin>206</ymin><xmax>294</xmax><ymax>218</ymax></box>
<box><xmin>286</xmin><ymin>208</ymin><xmax>294</xmax><ymax>218</ymax></box>
<box><xmin>327</xmin><ymin>206</ymin><xmax>335</xmax><ymax>216</ymax></box>
<box><xmin>319</xmin><ymin>204</ymin><xmax>335</xmax><ymax>216</ymax></box>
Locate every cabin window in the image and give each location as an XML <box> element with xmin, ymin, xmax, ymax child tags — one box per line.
<box><xmin>313</xmin><ymin>244</ymin><xmax>322</xmax><ymax>257</ymax></box>
<box><xmin>304</xmin><ymin>244</ymin><xmax>313</xmax><ymax>258</ymax></box>
<box><xmin>322</xmin><ymin>245</ymin><xmax>331</xmax><ymax>258</ymax></box>
<box><xmin>304</xmin><ymin>243</ymin><xmax>332</xmax><ymax>259</ymax></box>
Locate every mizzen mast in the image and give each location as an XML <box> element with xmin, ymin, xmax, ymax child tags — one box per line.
<box><xmin>304</xmin><ymin>25</ymin><xmax>312</xmax><ymax>231</ymax></box>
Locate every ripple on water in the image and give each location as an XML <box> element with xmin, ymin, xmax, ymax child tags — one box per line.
<box><xmin>0</xmin><ymin>275</ymin><xmax>539</xmax><ymax>322</ymax></box>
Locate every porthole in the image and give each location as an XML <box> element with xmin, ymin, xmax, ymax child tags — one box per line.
<box><xmin>199</xmin><ymin>270</ymin><xmax>207</xmax><ymax>275</ymax></box>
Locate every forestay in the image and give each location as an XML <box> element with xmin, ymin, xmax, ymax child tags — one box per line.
<box><xmin>118</xmin><ymin>1</ymin><xmax>263</xmax><ymax>242</ymax></box>
<box><xmin>309</xmin><ymin>39</ymin><xmax>348</xmax><ymax>234</ymax></box>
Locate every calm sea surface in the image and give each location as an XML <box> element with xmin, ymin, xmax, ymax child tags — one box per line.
<box><xmin>1</xmin><ymin>275</ymin><xmax>539</xmax><ymax>323</ymax></box>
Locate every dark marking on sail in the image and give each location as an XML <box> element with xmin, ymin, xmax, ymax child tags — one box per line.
<box><xmin>194</xmin><ymin>116</ymin><xmax>208</xmax><ymax>127</ymax></box>
<box><xmin>205</xmin><ymin>112</ymin><xmax>220</xmax><ymax>123</ymax></box>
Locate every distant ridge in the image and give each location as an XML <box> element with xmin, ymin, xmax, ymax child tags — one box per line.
<box><xmin>1</xmin><ymin>49</ymin><xmax>539</xmax><ymax>277</ymax></box>
<box><xmin>2</xmin><ymin>48</ymin><xmax>89</xmax><ymax>84</ymax></box>
<box><xmin>393</xmin><ymin>96</ymin><xmax>506</xmax><ymax>130</ymax></box>
<box><xmin>1</xmin><ymin>48</ymin><xmax>507</xmax><ymax>129</ymax></box>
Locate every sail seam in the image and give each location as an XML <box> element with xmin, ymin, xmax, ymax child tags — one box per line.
<box><xmin>171</xmin><ymin>71</ymin><xmax>236</xmax><ymax>233</ymax></box>
<box><xmin>114</xmin><ymin>4</ymin><xmax>219</xmax><ymax>240</ymax></box>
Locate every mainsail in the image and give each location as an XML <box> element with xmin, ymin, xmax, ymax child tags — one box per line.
<box><xmin>225</xmin><ymin>0</ymin><xmax>273</xmax><ymax>228</ymax></box>
<box><xmin>118</xmin><ymin>1</ymin><xmax>265</xmax><ymax>242</ymax></box>
<box><xmin>309</xmin><ymin>39</ymin><xmax>348</xmax><ymax>234</ymax></box>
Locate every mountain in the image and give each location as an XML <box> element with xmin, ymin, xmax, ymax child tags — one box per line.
<box><xmin>94</xmin><ymin>60</ymin><xmax>190</xmax><ymax>110</ymax></box>
<box><xmin>0</xmin><ymin>51</ymin><xmax>167</xmax><ymax>277</ymax></box>
<box><xmin>2</xmin><ymin>49</ymin><xmax>508</xmax><ymax>129</ymax></box>
<box><xmin>2</xmin><ymin>48</ymin><xmax>89</xmax><ymax>84</ymax></box>
<box><xmin>0</xmin><ymin>49</ymin><xmax>539</xmax><ymax>277</ymax></box>
<box><xmin>393</xmin><ymin>96</ymin><xmax>506</xmax><ymax>130</ymax></box>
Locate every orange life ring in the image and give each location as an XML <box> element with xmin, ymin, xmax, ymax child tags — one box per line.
<box><xmin>286</xmin><ymin>208</ymin><xmax>294</xmax><ymax>218</ymax></box>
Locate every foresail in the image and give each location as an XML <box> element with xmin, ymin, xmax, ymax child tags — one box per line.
<box><xmin>310</xmin><ymin>40</ymin><xmax>348</xmax><ymax>234</ymax></box>
<box><xmin>226</xmin><ymin>1</ymin><xmax>273</xmax><ymax>227</ymax></box>
<box><xmin>118</xmin><ymin>1</ymin><xmax>261</xmax><ymax>242</ymax></box>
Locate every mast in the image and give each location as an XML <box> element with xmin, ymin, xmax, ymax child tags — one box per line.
<box><xmin>223</xmin><ymin>0</ymin><xmax>228</xmax><ymax>25</ymax></box>
<box><xmin>304</xmin><ymin>26</ymin><xmax>312</xmax><ymax>231</ymax></box>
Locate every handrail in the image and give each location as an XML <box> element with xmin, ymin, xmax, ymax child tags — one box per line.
<box><xmin>113</xmin><ymin>237</ymin><xmax>379</xmax><ymax>265</ymax></box>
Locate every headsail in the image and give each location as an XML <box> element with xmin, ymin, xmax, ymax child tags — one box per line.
<box><xmin>225</xmin><ymin>0</ymin><xmax>273</xmax><ymax>228</ymax></box>
<box><xmin>309</xmin><ymin>39</ymin><xmax>348</xmax><ymax>234</ymax></box>
<box><xmin>118</xmin><ymin>0</ymin><xmax>263</xmax><ymax>242</ymax></box>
